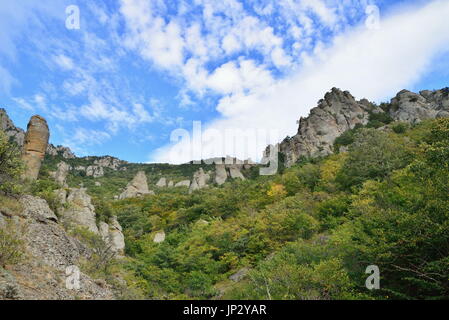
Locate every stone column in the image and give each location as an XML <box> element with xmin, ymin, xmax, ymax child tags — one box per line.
<box><xmin>22</xmin><ymin>115</ymin><xmax>49</xmax><ymax>181</ymax></box>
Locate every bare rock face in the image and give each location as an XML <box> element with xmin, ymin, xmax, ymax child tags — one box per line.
<box><xmin>189</xmin><ymin>168</ymin><xmax>210</xmax><ymax>193</ymax></box>
<box><xmin>93</xmin><ymin>156</ymin><xmax>124</xmax><ymax>170</ymax></box>
<box><xmin>277</xmin><ymin>88</ymin><xmax>380</xmax><ymax>167</ymax></box>
<box><xmin>119</xmin><ymin>171</ymin><xmax>154</xmax><ymax>199</ymax></box>
<box><xmin>0</xmin><ymin>108</ymin><xmax>25</xmax><ymax>146</ymax></box>
<box><xmin>53</xmin><ymin>161</ymin><xmax>71</xmax><ymax>187</ymax></box>
<box><xmin>20</xmin><ymin>195</ymin><xmax>58</xmax><ymax>223</ymax></box>
<box><xmin>99</xmin><ymin>217</ymin><xmax>125</xmax><ymax>255</ymax></box>
<box><xmin>60</xmin><ymin>188</ymin><xmax>99</xmax><ymax>234</ymax></box>
<box><xmin>86</xmin><ymin>165</ymin><xmax>104</xmax><ymax>178</ymax></box>
<box><xmin>21</xmin><ymin>115</ymin><xmax>50</xmax><ymax>180</ymax></box>
<box><xmin>389</xmin><ymin>89</ymin><xmax>449</xmax><ymax>123</ymax></box>
<box><xmin>46</xmin><ymin>144</ymin><xmax>76</xmax><ymax>159</ymax></box>
<box><xmin>0</xmin><ymin>196</ymin><xmax>116</xmax><ymax>300</ymax></box>
<box><xmin>228</xmin><ymin>165</ymin><xmax>245</xmax><ymax>180</ymax></box>
<box><xmin>153</xmin><ymin>231</ymin><xmax>166</xmax><ymax>243</ymax></box>
<box><xmin>215</xmin><ymin>164</ymin><xmax>228</xmax><ymax>185</ymax></box>
<box><xmin>168</xmin><ymin>180</ymin><xmax>174</xmax><ymax>187</ymax></box>
<box><xmin>156</xmin><ymin>177</ymin><xmax>167</xmax><ymax>188</ymax></box>
<box><xmin>175</xmin><ymin>180</ymin><xmax>191</xmax><ymax>188</ymax></box>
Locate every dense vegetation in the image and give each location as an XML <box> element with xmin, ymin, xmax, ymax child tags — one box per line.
<box><xmin>2</xmin><ymin>118</ymin><xmax>448</xmax><ymax>300</ymax></box>
<box><xmin>110</xmin><ymin>118</ymin><xmax>448</xmax><ymax>300</ymax></box>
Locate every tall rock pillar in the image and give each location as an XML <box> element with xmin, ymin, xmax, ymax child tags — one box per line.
<box><xmin>22</xmin><ymin>115</ymin><xmax>49</xmax><ymax>181</ymax></box>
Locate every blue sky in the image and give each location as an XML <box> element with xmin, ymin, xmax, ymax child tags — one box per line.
<box><xmin>1</xmin><ymin>0</ymin><xmax>448</xmax><ymax>163</ymax></box>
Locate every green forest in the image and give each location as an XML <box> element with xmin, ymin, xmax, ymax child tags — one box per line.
<box><xmin>1</xmin><ymin>117</ymin><xmax>448</xmax><ymax>300</ymax></box>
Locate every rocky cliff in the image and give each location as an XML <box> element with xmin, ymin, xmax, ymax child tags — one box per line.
<box><xmin>266</xmin><ymin>87</ymin><xmax>449</xmax><ymax>167</ymax></box>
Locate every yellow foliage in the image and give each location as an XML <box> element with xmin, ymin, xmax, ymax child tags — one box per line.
<box><xmin>267</xmin><ymin>184</ymin><xmax>287</xmax><ymax>199</ymax></box>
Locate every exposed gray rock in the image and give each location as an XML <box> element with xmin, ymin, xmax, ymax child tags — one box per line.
<box><xmin>20</xmin><ymin>195</ymin><xmax>58</xmax><ymax>223</ymax></box>
<box><xmin>215</xmin><ymin>164</ymin><xmax>228</xmax><ymax>185</ymax></box>
<box><xmin>0</xmin><ymin>108</ymin><xmax>25</xmax><ymax>146</ymax></box>
<box><xmin>228</xmin><ymin>165</ymin><xmax>245</xmax><ymax>180</ymax></box>
<box><xmin>46</xmin><ymin>144</ymin><xmax>76</xmax><ymax>159</ymax></box>
<box><xmin>93</xmin><ymin>156</ymin><xmax>124</xmax><ymax>170</ymax></box>
<box><xmin>168</xmin><ymin>180</ymin><xmax>174</xmax><ymax>187</ymax></box>
<box><xmin>229</xmin><ymin>268</ymin><xmax>250</xmax><ymax>282</ymax></box>
<box><xmin>389</xmin><ymin>89</ymin><xmax>449</xmax><ymax>123</ymax></box>
<box><xmin>60</xmin><ymin>188</ymin><xmax>99</xmax><ymax>234</ymax></box>
<box><xmin>175</xmin><ymin>180</ymin><xmax>191</xmax><ymax>188</ymax></box>
<box><xmin>53</xmin><ymin>161</ymin><xmax>71</xmax><ymax>187</ymax></box>
<box><xmin>156</xmin><ymin>177</ymin><xmax>167</xmax><ymax>188</ymax></box>
<box><xmin>99</xmin><ymin>217</ymin><xmax>125</xmax><ymax>255</ymax></box>
<box><xmin>275</xmin><ymin>88</ymin><xmax>381</xmax><ymax>167</ymax></box>
<box><xmin>86</xmin><ymin>165</ymin><xmax>104</xmax><ymax>178</ymax></box>
<box><xmin>153</xmin><ymin>231</ymin><xmax>166</xmax><ymax>243</ymax></box>
<box><xmin>119</xmin><ymin>171</ymin><xmax>154</xmax><ymax>199</ymax></box>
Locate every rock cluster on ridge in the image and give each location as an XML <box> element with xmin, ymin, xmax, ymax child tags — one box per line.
<box><xmin>264</xmin><ymin>87</ymin><xmax>449</xmax><ymax>168</ymax></box>
<box><xmin>119</xmin><ymin>171</ymin><xmax>154</xmax><ymax>199</ymax></box>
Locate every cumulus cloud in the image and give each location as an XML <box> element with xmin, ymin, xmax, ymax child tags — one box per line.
<box><xmin>150</xmin><ymin>0</ymin><xmax>449</xmax><ymax>163</ymax></box>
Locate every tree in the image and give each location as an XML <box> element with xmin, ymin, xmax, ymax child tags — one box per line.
<box><xmin>336</xmin><ymin>128</ymin><xmax>411</xmax><ymax>190</ymax></box>
<box><xmin>0</xmin><ymin>131</ymin><xmax>23</xmax><ymax>195</ymax></box>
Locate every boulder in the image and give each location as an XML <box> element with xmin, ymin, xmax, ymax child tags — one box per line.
<box><xmin>156</xmin><ymin>177</ymin><xmax>167</xmax><ymax>188</ymax></box>
<box><xmin>46</xmin><ymin>144</ymin><xmax>76</xmax><ymax>159</ymax></box>
<box><xmin>0</xmin><ymin>108</ymin><xmax>25</xmax><ymax>146</ymax></box>
<box><xmin>175</xmin><ymin>180</ymin><xmax>191</xmax><ymax>188</ymax></box>
<box><xmin>60</xmin><ymin>188</ymin><xmax>99</xmax><ymax>234</ymax></box>
<box><xmin>86</xmin><ymin>165</ymin><xmax>104</xmax><ymax>178</ymax></box>
<box><xmin>21</xmin><ymin>115</ymin><xmax>50</xmax><ymax>180</ymax></box>
<box><xmin>119</xmin><ymin>171</ymin><xmax>154</xmax><ymax>199</ymax></box>
<box><xmin>153</xmin><ymin>231</ymin><xmax>166</xmax><ymax>243</ymax></box>
<box><xmin>20</xmin><ymin>195</ymin><xmax>58</xmax><ymax>223</ymax></box>
<box><xmin>54</xmin><ymin>161</ymin><xmax>71</xmax><ymax>187</ymax></box>
<box><xmin>228</xmin><ymin>165</ymin><xmax>245</xmax><ymax>180</ymax></box>
<box><xmin>215</xmin><ymin>164</ymin><xmax>228</xmax><ymax>185</ymax></box>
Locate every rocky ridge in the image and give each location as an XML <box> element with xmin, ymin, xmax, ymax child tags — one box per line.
<box><xmin>265</xmin><ymin>87</ymin><xmax>449</xmax><ymax>167</ymax></box>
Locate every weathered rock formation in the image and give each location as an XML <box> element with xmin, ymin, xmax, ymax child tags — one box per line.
<box><xmin>153</xmin><ymin>231</ymin><xmax>166</xmax><ymax>243</ymax></box>
<box><xmin>60</xmin><ymin>188</ymin><xmax>99</xmax><ymax>234</ymax></box>
<box><xmin>189</xmin><ymin>168</ymin><xmax>210</xmax><ymax>193</ymax></box>
<box><xmin>86</xmin><ymin>165</ymin><xmax>104</xmax><ymax>178</ymax></box>
<box><xmin>21</xmin><ymin>115</ymin><xmax>50</xmax><ymax>180</ymax></box>
<box><xmin>52</xmin><ymin>161</ymin><xmax>71</xmax><ymax>187</ymax></box>
<box><xmin>0</xmin><ymin>196</ymin><xmax>116</xmax><ymax>300</ymax></box>
<box><xmin>389</xmin><ymin>89</ymin><xmax>449</xmax><ymax>123</ymax></box>
<box><xmin>215</xmin><ymin>164</ymin><xmax>228</xmax><ymax>185</ymax></box>
<box><xmin>175</xmin><ymin>180</ymin><xmax>191</xmax><ymax>188</ymax></box>
<box><xmin>0</xmin><ymin>108</ymin><xmax>25</xmax><ymax>146</ymax></box>
<box><xmin>266</xmin><ymin>87</ymin><xmax>449</xmax><ymax>168</ymax></box>
<box><xmin>119</xmin><ymin>171</ymin><xmax>154</xmax><ymax>199</ymax></box>
<box><xmin>99</xmin><ymin>217</ymin><xmax>125</xmax><ymax>255</ymax></box>
<box><xmin>156</xmin><ymin>177</ymin><xmax>167</xmax><ymax>188</ymax></box>
<box><xmin>46</xmin><ymin>144</ymin><xmax>76</xmax><ymax>159</ymax></box>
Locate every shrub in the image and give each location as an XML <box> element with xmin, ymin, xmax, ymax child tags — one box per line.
<box><xmin>392</xmin><ymin>122</ymin><xmax>409</xmax><ymax>134</ymax></box>
<box><xmin>0</xmin><ymin>131</ymin><xmax>24</xmax><ymax>195</ymax></box>
<box><xmin>0</xmin><ymin>220</ymin><xmax>26</xmax><ymax>268</ymax></box>
<box><xmin>336</xmin><ymin>129</ymin><xmax>412</xmax><ymax>190</ymax></box>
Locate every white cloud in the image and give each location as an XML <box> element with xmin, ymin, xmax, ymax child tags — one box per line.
<box><xmin>151</xmin><ymin>0</ymin><xmax>449</xmax><ymax>163</ymax></box>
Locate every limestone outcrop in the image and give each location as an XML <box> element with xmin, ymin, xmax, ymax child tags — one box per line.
<box><xmin>153</xmin><ymin>231</ymin><xmax>166</xmax><ymax>243</ymax></box>
<box><xmin>46</xmin><ymin>144</ymin><xmax>76</xmax><ymax>159</ymax></box>
<box><xmin>389</xmin><ymin>89</ymin><xmax>449</xmax><ymax>123</ymax></box>
<box><xmin>215</xmin><ymin>165</ymin><xmax>228</xmax><ymax>185</ymax></box>
<box><xmin>21</xmin><ymin>115</ymin><xmax>50</xmax><ymax>180</ymax></box>
<box><xmin>189</xmin><ymin>168</ymin><xmax>210</xmax><ymax>193</ymax></box>
<box><xmin>99</xmin><ymin>217</ymin><xmax>125</xmax><ymax>255</ymax></box>
<box><xmin>175</xmin><ymin>180</ymin><xmax>191</xmax><ymax>188</ymax></box>
<box><xmin>60</xmin><ymin>188</ymin><xmax>99</xmax><ymax>234</ymax></box>
<box><xmin>119</xmin><ymin>171</ymin><xmax>154</xmax><ymax>199</ymax></box>
<box><xmin>53</xmin><ymin>161</ymin><xmax>71</xmax><ymax>187</ymax></box>
<box><xmin>156</xmin><ymin>177</ymin><xmax>167</xmax><ymax>187</ymax></box>
<box><xmin>0</xmin><ymin>108</ymin><xmax>25</xmax><ymax>146</ymax></box>
<box><xmin>0</xmin><ymin>196</ymin><xmax>116</xmax><ymax>300</ymax></box>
